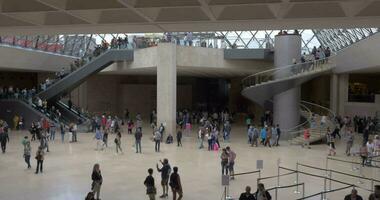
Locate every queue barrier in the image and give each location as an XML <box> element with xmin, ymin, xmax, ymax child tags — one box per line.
<box><xmin>221</xmin><ymin>170</ymin><xmax>261</xmax><ymax>200</ymax></box>
<box><xmin>296</xmin><ymin>184</ymin><xmax>354</xmax><ymax>200</ymax></box>
<box><xmin>266</xmin><ymin>182</ymin><xmax>305</xmax><ymax>200</ymax></box>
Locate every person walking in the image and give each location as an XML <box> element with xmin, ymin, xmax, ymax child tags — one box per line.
<box><xmin>169</xmin><ymin>167</ymin><xmax>183</xmax><ymax>200</ymax></box>
<box><xmin>226</xmin><ymin>146</ymin><xmax>236</xmax><ymax>180</ymax></box>
<box><xmin>154</xmin><ymin>129</ymin><xmax>161</xmax><ymax>152</ymax></box>
<box><xmin>22</xmin><ymin>136</ymin><xmax>32</xmax><ymax>169</ymax></box>
<box><xmin>221</xmin><ymin>148</ymin><xmax>229</xmax><ymax>175</ymax></box>
<box><xmin>264</xmin><ymin>127</ymin><xmax>271</xmax><ymax>147</ymax></box>
<box><xmin>0</xmin><ymin>128</ymin><xmax>9</xmax><ymax>153</ymax></box>
<box><xmin>91</xmin><ymin>163</ymin><xmax>103</xmax><ymax>200</ymax></box>
<box><xmin>326</xmin><ymin>128</ymin><xmax>336</xmax><ymax>156</ymax></box>
<box><xmin>72</xmin><ymin>123</ymin><xmax>78</xmax><ymax>142</ymax></box>
<box><xmin>176</xmin><ymin>128</ymin><xmax>182</xmax><ymax>147</ymax></box>
<box><xmin>102</xmin><ymin>129</ymin><xmax>108</xmax><ymax>149</ymax></box>
<box><xmin>94</xmin><ymin>128</ymin><xmax>102</xmax><ymax>151</ymax></box>
<box><xmin>144</xmin><ymin>168</ymin><xmax>156</xmax><ymax>200</ymax></box>
<box><xmin>198</xmin><ymin>127</ymin><xmax>205</xmax><ymax>149</ymax></box>
<box><xmin>115</xmin><ymin>131</ymin><xmax>122</xmax><ymax>154</ymax></box>
<box><xmin>135</xmin><ymin>127</ymin><xmax>142</xmax><ymax>153</ymax></box>
<box><xmin>260</xmin><ymin>127</ymin><xmax>267</xmax><ymax>145</ymax></box>
<box><xmin>156</xmin><ymin>159</ymin><xmax>171</xmax><ymax>198</ymax></box>
<box><xmin>247</xmin><ymin>125</ymin><xmax>254</xmax><ymax>145</ymax></box>
<box><xmin>50</xmin><ymin>123</ymin><xmax>56</xmax><ymax>141</ymax></box>
<box><xmin>35</xmin><ymin>146</ymin><xmax>44</xmax><ymax>174</ymax></box>
<box><xmin>60</xmin><ymin>122</ymin><xmax>65</xmax><ymax>143</ymax></box>
<box><xmin>251</xmin><ymin>125</ymin><xmax>259</xmax><ymax>147</ymax></box>
<box><xmin>239</xmin><ymin>186</ymin><xmax>256</xmax><ymax>200</ymax></box>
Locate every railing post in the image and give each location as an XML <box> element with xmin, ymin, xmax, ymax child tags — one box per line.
<box><xmin>371</xmin><ymin>179</ymin><xmax>374</xmax><ymax>192</ymax></box>
<box><xmin>294</xmin><ymin>162</ymin><xmax>300</xmax><ymax>194</ymax></box>
<box><xmin>325</xmin><ymin>157</ymin><xmax>329</xmax><ymax>174</ymax></box>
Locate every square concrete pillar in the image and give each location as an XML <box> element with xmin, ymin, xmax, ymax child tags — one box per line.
<box><xmin>156</xmin><ymin>43</ymin><xmax>177</xmax><ymax>136</ymax></box>
<box><xmin>329</xmin><ymin>74</ymin><xmax>338</xmax><ymax>113</ymax></box>
<box><xmin>338</xmin><ymin>74</ymin><xmax>349</xmax><ymax>116</ymax></box>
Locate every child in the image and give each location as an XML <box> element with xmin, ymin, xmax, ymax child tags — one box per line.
<box><xmin>127</xmin><ymin>120</ymin><xmax>134</xmax><ymax>134</ymax></box>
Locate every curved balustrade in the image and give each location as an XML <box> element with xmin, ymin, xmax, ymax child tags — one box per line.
<box><xmin>241</xmin><ymin>55</ymin><xmax>336</xmax><ymax>89</ymax></box>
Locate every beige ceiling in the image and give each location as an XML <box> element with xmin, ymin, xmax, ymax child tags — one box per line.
<box><xmin>1</xmin><ymin>0</ymin><xmax>380</xmax><ymax>35</ymax></box>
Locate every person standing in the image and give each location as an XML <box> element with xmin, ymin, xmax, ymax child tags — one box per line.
<box><xmin>35</xmin><ymin>146</ymin><xmax>44</xmax><ymax>174</ymax></box>
<box><xmin>221</xmin><ymin>148</ymin><xmax>229</xmax><ymax>175</ymax></box>
<box><xmin>254</xmin><ymin>183</ymin><xmax>272</xmax><ymax>200</ymax></box>
<box><xmin>223</xmin><ymin>121</ymin><xmax>231</xmax><ymax>142</ymax></box>
<box><xmin>345</xmin><ymin>130</ymin><xmax>354</xmax><ymax>156</ymax></box>
<box><xmin>226</xmin><ymin>146</ymin><xmax>236</xmax><ymax>180</ymax></box>
<box><xmin>91</xmin><ymin>163</ymin><xmax>103</xmax><ymax>200</ymax></box>
<box><xmin>135</xmin><ymin>127</ymin><xmax>142</xmax><ymax>153</ymax></box>
<box><xmin>144</xmin><ymin>168</ymin><xmax>156</xmax><ymax>200</ymax></box>
<box><xmin>264</xmin><ymin>127</ymin><xmax>272</xmax><ymax>147</ymax></box>
<box><xmin>22</xmin><ymin>136</ymin><xmax>32</xmax><ymax>169</ymax></box>
<box><xmin>198</xmin><ymin>127</ymin><xmax>205</xmax><ymax>149</ymax></box>
<box><xmin>251</xmin><ymin>125</ymin><xmax>259</xmax><ymax>147</ymax></box>
<box><xmin>260</xmin><ymin>127</ymin><xmax>267</xmax><ymax>145</ymax></box>
<box><xmin>72</xmin><ymin>123</ymin><xmax>78</xmax><ymax>142</ymax></box>
<box><xmin>157</xmin><ymin>159</ymin><xmax>171</xmax><ymax>198</ymax></box>
<box><xmin>247</xmin><ymin>125</ymin><xmax>254</xmax><ymax>145</ymax></box>
<box><xmin>275</xmin><ymin>124</ymin><xmax>281</xmax><ymax>146</ymax></box>
<box><xmin>302</xmin><ymin>127</ymin><xmax>311</xmax><ymax>149</ymax></box>
<box><xmin>344</xmin><ymin>188</ymin><xmax>363</xmax><ymax>200</ymax></box>
<box><xmin>50</xmin><ymin>122</ymin><xmax>56</xmax><ymax>141</ymax></box>
<box><xmin>369</xmin><ymin>185</ymin><xmax>380</xmax><ymax>200</ymax></box>
<box><xmin>239</xmin><ymin>186</ymin><xmax>256</xmax><ymax>200</ymax></box>
<box><xmin>0</xmin><ymin>127</ymin><xmax>9</xmax><ymax>153</ymax></box>
<box><xmin>176</xmin><ymin>128</ymin><xmax>182</xmax><ymax>147</ymax></box>
<box><xmin>115</xmin><ymin>131</ymin><xmax>122</xmax><ymax>154</ymax></box>
<box><xmin>169</xmin><ymin>167</ymin><xmax>183</xmax><ymax>200</ymax></box>
<box><xmin>154</xmin><ymin>129</ymin><xmax>161</xmax><ymax>152</ymax></box>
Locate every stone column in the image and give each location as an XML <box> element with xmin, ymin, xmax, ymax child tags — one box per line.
<box><xmin>330</xmin><ymin>74</ymin><xmax>338</xmax><ymax>114</ymax></box>
<box><xmin>338</xmin><ymin>74</ymin><xmax>349</xmax><ymax>116</ymax></box>
<box><xmin>156</xmin><ymin>43</ymin><xmax>177</xmax><ymax>136</ymax></box>
<box><xmin>273</xmin><ymin>34</ymin><xmax>301</xmax><ymax>136</ymax></box>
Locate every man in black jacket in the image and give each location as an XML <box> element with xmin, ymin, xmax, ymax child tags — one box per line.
<box><xmin>239</xmin><ymin>186</ymin><xmax>256</xmax><ymax>200</ymax></box>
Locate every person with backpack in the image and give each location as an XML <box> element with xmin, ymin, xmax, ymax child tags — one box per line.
<box><xmin>135</xmin><ymin>127</ymin><xmax>142</xmax><ymax>153</ymax></box>
<box><xmin>114</xmin><ymin>131</ymin><xmax>122</xmax><ymax>154</ymax></box>
<box><xmin>169</xmin><ymin>167</ymin><xmax>183</xmax><ymax>200</ymax></box>
<box><xmin>154</xmin><ymin>129</ymin><xmax>161</xmax><ymax>152</ymax></box>
<box><xmin>157</xmin><ymin>159</ymin><xmax>171</xmax><ymax>198</ymax></box>
<box><xmin>144</xmin><ymin>168</ymin><xmax>156</xmax><ymax>200</ymax></box>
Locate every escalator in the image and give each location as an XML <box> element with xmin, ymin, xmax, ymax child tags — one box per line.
<box><xmin>37</xmin><ymin>49</ymin><xmax>134</xmax><ymax>101</ymax></box>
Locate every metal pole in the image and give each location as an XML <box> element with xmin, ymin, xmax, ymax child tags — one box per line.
<box><xmin>302</xmin><ymin>183</ymin><xmax>305</xmax><ymax>198</ymax></box>
<box><xmin>275</xmin><ymin>187</ymin><xmax>278</xmax><ymax>200</ymax></box>
<box><xmin>323</xmin><ymin>177</ymin><xmax>327</xmax><ymax>200</ymax></box>
<box><xmin>328</xmin><ymin>171</ymin><xmax>332</xmax><ymax>191</ymax></box>
<box><xmin>259</xmin><ymin>170</ymin><xmax>261</xmax><ymax>179</ymax></box>
<box><xmin>224</xmin><ymin>186</ymin><xmax>227</xmax><ymax>200</ymax></box>
<box><xmin>371</xmin><ymin>179</ymin><xmax>374</xmax><ymax>192</ymax></box>
<box><xmin>325</xmin><ymin>157</ymin><xmax>329</xmax><ymax>176</ymax></box>
<box><xmin>294</xmin><ymin>163</ymin><xmax>300</xmax><ymax>194</ymax></box>
<box><xmin>277</xmin><ymin>163</ymin><xmax>280</xmax><ymax>186</ymax></box>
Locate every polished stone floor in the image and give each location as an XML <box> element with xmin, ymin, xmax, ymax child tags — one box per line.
<box><xmin>0</xmin><ymin>124</ymin><xmax>379</xmax><ymax>200</ymax></box>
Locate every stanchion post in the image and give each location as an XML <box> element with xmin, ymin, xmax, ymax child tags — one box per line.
<box><xmin>224</xmin><ymin>186</ymin><xmax>227</xmax><ymax>200</ymax></box>
<box><xmin>275</xmin><ymin>187</ymin><xmax>278</xmax><ymax>200</ymax></box>
<box><xmin>294</xmin><ymin>163</ymin><xmax>300</xmax><ymax>194</ymax></box>
<box><xmin>357</xmin><ymin>165</ymin><xmax>363</xmax><ymax>184</ymax></box>
<box><xmin>371</xmin><ymin>179</ymin><xmax>374</xmax><ymax>191</ymax></box>
<box><xmin>277</xmin><ymin>164</ymin><xmax>280</xmax><ymax>186</ymax></box>
<box><xmin>325</xmin><ymin>157</ymin><xmax>329</xmax><ymax>176</ymax></box>
<box><xmin>328</xmin><ymin>170</ymin><xmax>332</xmax><ymax>191</ymax></box>
<box><xmin>323</xmin><ymin>177</ymin><xmax>327</xmax><ymax>200</ymax></box>
<box><xmin>302</xmin><ymin>183</ymin><xmax>305</xmax><ymax>198</ymax></box>
<box><xmin>259</xmin><ymin>170</ymin><xmax>261</xmax><ymax>179</ymax></box>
